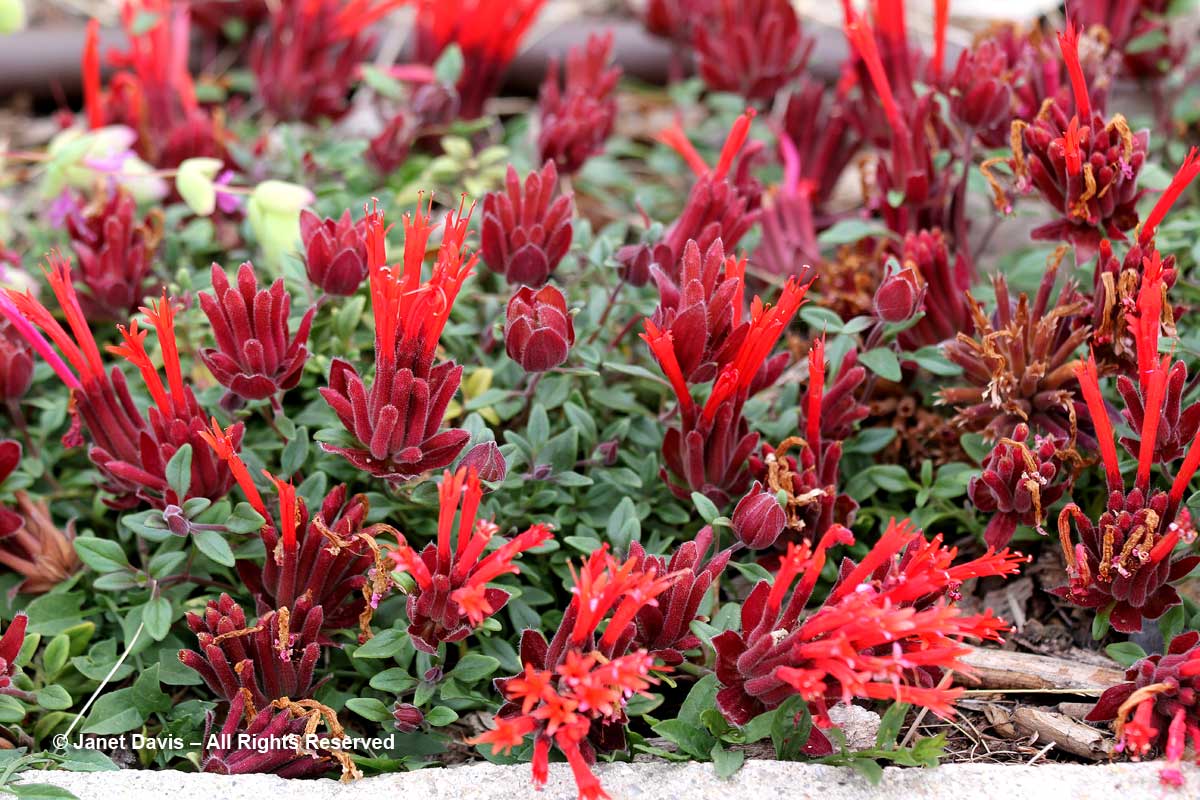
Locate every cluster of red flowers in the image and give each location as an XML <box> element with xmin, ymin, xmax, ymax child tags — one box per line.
<box><xmin>471</xmin><ymin>546</ymin><xmax>679</xmax><ymax>800</ymax></box>
<box><xmin>388</xmin><ymin>465</ymin><xmax>552</xmax><ymax>652</ymax></box>
<box><xmin>319</xmin><ymin>199</ymin><xmax>475</xmax><ymax>481</ymax></box>
<box><xmin>538</xmin><ymin>33</ymin><xmax>622</xmax><ymax>175</ymax></box>
<box><xmin>714</xmin><ymin>519</ymin><xmax>1022</xmax><ymax>741</ymax></box>
<box><xmin>82</xmin><ymin>1</ymin><xmax>227</xmax><ymax>167</ymax></box>
<box><xmin>2</xmin><ymin>254</ymin><xmax>240</xmax><ymax>509</ymax></box>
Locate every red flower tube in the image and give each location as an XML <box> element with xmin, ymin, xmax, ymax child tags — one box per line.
<box><xmin>389</xmin><ymin>465</ymin><xmax>553</xmax><ymax>653</ymax></box>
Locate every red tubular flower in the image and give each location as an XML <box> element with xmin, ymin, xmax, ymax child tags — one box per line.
<box><xmin>505</xmin><ymin>285</ymin><xmax>574</xmax><ymax>374</ymax></box>
<box><xmin>250</xmin><ymin>0</ymin><xmax>404</xmax><ymax>122</ymax></box>
<box><xmin>83</xmin><ymin>2</ymin><xmax>227</xmax><ymax>167</ymax></box>
<box><xmin>747</xmin><ymin>340</ymin><xmax>865</xmax><ymax>545</ymax></box>
<box><xmin>389</xmin><ymin>466</ymin><xmax>552</xmax><ymax>653</ymax></box>
<box><xmin>412</xmin><ymin>0</ymin><xmax>546</xmax><ymax>120</ymax></box>
<box><xmin>476</xmin><ymin>547</ymin><xmax>679</xmax><ymax>800</ymax></box>
<box><xmin>643</xmin><ymin>276</ymin><xmax>808</xmax><ymax>506</ymax></box>
<box><xmin>0</xmin><ymin>441</ymin><xmax>22</xmax><ymax>541</ymax></box>
<box><xmin>649</xmin><ymin>238</ymin><xmax>747</xmax><ymax>384</ymax></box>
<box><xmin>692</xmin><ymin>0</ymin><xmax>811</xmax><ymax>104</ymax></box>
<box><xmin>203</xmin><ymin>421</ymin><xmax>389</xmax><ymax>636</ymax></box>
<box><xmin>319</xmin><ymin>199</ymin><xmax>476</xmax><ymax>482</ymax></box>
<box><xmin>199</xmin><ymin>262</ymin><xmax>316</xmax><ymax>405</ymax></box>
<box><xmin>1087</xmin><ymin>631</ymin><xmax>1200</xmax><ymax>784</ymax></box>
<box><xmin>65</xmin><ymin>189</ymin><xmax>163</xmax><ymax>321</ymax></box>
<box><xmin>1054</xmin><ymin>349</ymin><xmax>1200</xmax><ymax>633</ymax></box>
<box><xmin>647</xmin><ymin>110</ymin><xmax>764</xmax><ymax>272</ymax></box>
<box><xmin>201</xmin><ymin>690</ymin><xmax>335</xmax><ymax>778</ymax></box>
<box><xmin>480</xmin><ymin>162</ymin><xmax>574</xmax><ymax>287</ymax></box>
<box><xmin>179</xmin><ymin>593</ymin><xmax>325</xmax><ymax>710</ymax></box>
<box><xmin>713</xmin><ymin>519</ymin><xmax>1018</xmax><ymax>735</ymax></box>
<box><xmin>0</xmin><ymin>320</ymin><xmax>33</xmax><ymax>404</ymax></box>
<box><xmin>5</xmin><ymin>254</ymin><xmax>242</xmax><ymax>509</ymax></box>
<box><xmin>638</xmin><ymin>0</ymin><xmax>713</xmax><ymax>43</ymax></box>
<box><xmin>628</xmin><ymin>526</ymin><xmax>731</xmax><ymax>664</ymax></box>
<box><xmin>0</xmin><ymin>613</ymin><xmax>28</xmax><ymax>689</ymax></box>
<box><xmin>967</xmin><ymin>423</ymin><xmax>1074</xmax><ymax>549</ymax></box>
<box><xmin>998</xmin><ymin>23</ymin><xmax>1147</xmax><ymax>253</ymax></box>
<box><xmin>1089</xmin><ymin>150</ymin><xmax>1197</xmax><ymax>372</ymax></box>
<box><xmin>538</xmin><ymin>33</ymin><xmax>621</xmax><ymax>175</ymax></box>
<box><xmin>300</xmin><ymin>208</ymin><xmax>371</xmax><ymax>297</ymax></box>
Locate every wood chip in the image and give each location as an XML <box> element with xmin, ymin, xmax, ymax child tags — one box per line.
<box><xmin>1011</xmin><ymin>706</ymin><xmax>1114</xmax><ymax>761</ymax></box>
<box><xmin>958</xmin><ymin>646</ymin><xmax>1124</xmax><ymax>694</ymax></box>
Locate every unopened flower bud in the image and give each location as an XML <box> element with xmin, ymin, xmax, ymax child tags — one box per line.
<box><xmin>392</xmin><ymin>703</ymin><xmax>424</xmax><ymax>732</ymax></box>
<box><xmin>460</xmin><ymin>442</ymin><xmax>507</xmax><ymax>485</ymax></box>
<box><xmin>872</xmin><ymin>261</ymin><xmax>922</xmax><ymax>323</ymax></box>
<box><xmin>505</xmin><ymin>285</ymin><xmax>574</xmax><ymax>373</ymax></box>
<box><xmin>163</xmin><ymin>505</ymin><xmax>192</xmax><ymax>537</ymax></box>
<box><xmin>732</xmin><ymin>481</ymin><xmax>786</xmax><ymax>549</ymax></box>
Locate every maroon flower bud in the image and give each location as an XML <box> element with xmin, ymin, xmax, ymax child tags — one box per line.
<box><xmin>300</xmin><ymin>208</ymin><xmax>370</xmax><ymax>296</ymax></box>
<box><xmin>615</xmin><ymin>242</ymin><xmax>670</xmax><ymax>288</ymax></box>
<box><xmin>948</xmin><ymin>40</ymin><xmax>1012</xmax><ymax>136</ymax></box>
<box><xmin>163</xmin><ymin>505</ymin><xmax>192</xmax><ymax>537</ymax></box>
<box><xmin>459</xmin><ymin>441</ymin><xmax>507</xmax><ymax>484</ymax></box>
<box><xmin>537</xmin><ymin>33</ymin><xmax>621</xmax><ymax>174</ymax></box>
<box><xmin>693</xmin><ymin>0</ymin><xmax>811</xmax><ymax>103</ymax></box>
<box><xmin>65</xmin><ymin>189</ymin><xmax>163</xmax><ymax>320</ymax></box>
<box><xmin>967</xmin><ymin>423</ymin><xmax>1072</xmax><ymax>549</ymax></box>
<box><xmin>872</xmin><ymin>261</ymin><xmax>923</xmax><ymax>323</ymax></box>
<box><xmin>199</xmin><ymin>262</ymin><xmax>316</xmax><ymax>403</ymax></box>
<box><xmin>0</xmin><ymin>320</ymin><xmax>33</xmax><ymax>403</ymax></box>
<box><xmin>392</xmin><ymin>703</ymin><xmax>424</xmax><ymax>733</ymax></box>
<box><xmin>731</xmin><ymin>481</ymin><xmax>786</xmax><ymax>550</ymax></box>
<box><xmin>505</xmin><ymin>285</ymin><xmax>574</xmax><ymax>373</ymax></box>
<box><xmin>481</xmin><ymin>162</ymin><xmax>574</xmax><ymax>287</ymax></box>
<box><xmin>595</xmin><ymin>439</ymin><xmax>619</xmax><ymax>466</ymax></box>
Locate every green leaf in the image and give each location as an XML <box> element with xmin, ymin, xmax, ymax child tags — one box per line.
<box><xmin>771</xmin><ymin>695</ymin><xmax>813</xmax><ymax>761</ymax></box>
<box><xmin>81</xmin><ymin>689</ymin><xmax>145</xmax><ymax>734</ymax></box>
<box><xmin>691</xmin><ymin>492</ymin><xmax>720</xmax><ymax>524</ymax></box>
<box><xmin>817</xmin><ymin>218</ymin><xmax>890</xmax><ymax>247</ymax></box>
<box><xmin>424</xmin><ymin>706</ymin><xmax>459</xmax><ymax>726</ymax></box>
<box><xmin>876</xmin><ymin>701</ymin><xmax>910</xmax><ymax>748</ymax></box>
<box><xmin>193</xmin><ymin>529</ymin><xmax>235</xmax><ymax>567</ymax></box>
<box><xmin>710</xmin><ymin>742</ymin><xmax>745</xmax><ymax>778</ymax></box>
<box><xmin>369</xmin><ymin>668</ymin><xmax>417</xmax><ymax>694</ymax></box>
<box><xmin>226</xmin><ymin>502</ymin><xmax>266</xmax><ymax>535</ymax></box>
<box><xmin>909</xmin><ymin>346</ymin><xmax>962</xmax><ymax>377</ymax></box>
<box><xmin>0</xmin><ymin>694</ymin><xmax>25</xmax><ymax>723</ymax></box>
<box><xmin>165</xmin><ymin>444</ymin><xmax>193</xmax><ymax>500</ymax></box>
<box><xmin>354</xmin><ymin>629</ymin><xmax>408</xmax><ymax>659</ymax></box>
<box><xmin>653</xmin><ymin>718</ymin><xmax>717</xmax><ymax>759</ymax></box>
<box><xmin>451</xmin><ymin>654</ymin><xmax>500</xmax><ymax>683</ymax></box>
<box><xmin>800</xmin><ymin>306</ymin><xmax>844</xmax><ymax>333</ymax></box>
<box><xmin>1092</xmin><ymin>603</ymin><xmax>1114</xmax><ymax>640</ymax></box>
<box><xmin>359</xmin><ymin>64</ymin><xmax>404</xmax><ymax>99</ymax></box>
<box><xmin>281</xmin><ymin>427</ymin><xmax>309</xmax><ymax>477</ymax></box>
<box><xmin>1159</xmin><ymin>603</ymin><xmax>1185</xmax><ymax>643</ymax></box>
<box><xmin>8</xmin><ymin>785</ymin><xmax>80</xmax><ymax>800</ymax></box>
<box><xmin>345</xmin><ymin>697</ymin><xmax>393</xmax><ymax>722</ymax></box>
<box><xmin>74</xmin><ymin>537</ymin><xmax>130</xmax><ymax>574</ymax></box>
<box><xmin>1105</xmin><ymin>642</ymin><xmax>1147</xmax><ymax>668</ymax></box>
<box><xmin>859</xmin><ymin>348</ymin><xmax>902</xmax><ymax>382</ymax></box>
<box><xmin>35</xmin><ymin>685</ymin><xmax>73</xmax><ymax>711</ymax></box>
<box><xmin>605</xmin><ymin>496</ymin><xmax>640</xmax><ymax>550</ymax></box>
<box><xmin>143</xmin><ymin>596</ymin><xmax>172</xmax><ymax>641</ymax></box>
<box><xmin>433</xmin><ymin>43</ymin><xmax>464</xmax><ymax>85</ymax></box>
<box><xmin>42</xmin><ymin>634</ymin><xmax>70</xmax><ymax>678</ymax></box>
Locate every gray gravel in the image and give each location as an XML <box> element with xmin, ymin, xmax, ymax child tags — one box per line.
<box><xmin>17</xmin><ymin>760</ymin><xmax>1198</xmax><ymax>800</ymax></box>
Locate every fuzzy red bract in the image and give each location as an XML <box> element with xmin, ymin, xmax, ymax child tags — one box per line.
<box><xmin>480</xmin><ymin>162</ymin><xmax>574</xmax><ymax>287</ymax></box>
<box><xmin>538</xmin><ymin>33</ymin><xmax>621</xmax><ymax>175</ymax></box>
<box><xmin>692</xmin><ymin>0</ymin><xmax>811</xmax><ymax>104</ymax></box>
<box><xmin>319</xmin><ymin>199</ymin><xmax>475</xmax><ymax>482</ymax></box>
<box><xmin>199</xmin><ymin>262</ymin><xmax>315</xmax><ymax>404</ymax></box>
<box><xmin>505</xmin><ymin>285</ymin><xmax>575</xmax><ymax>373</ymax></box>
<box><xmin>300</xmin><ymin>208</ymin><xmax>371</xmax><ymax>297</ymax></box>
<box><xmin>65</xmin><ymin>189</ymin><xmax>163</xmax><ymax>321</ymax></box>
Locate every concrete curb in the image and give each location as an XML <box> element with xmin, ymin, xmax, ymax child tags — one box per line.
<box><xmin>17</xmin><ymin>759</ymin><xmax>1200</xmax><ymax>800</ymax></box>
